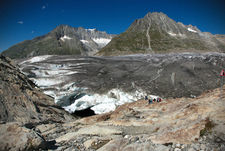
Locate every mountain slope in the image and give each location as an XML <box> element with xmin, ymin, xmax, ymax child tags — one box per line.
<box><xmin>1</xmin><ymin>25</ymin><xmax>115</xmax><ymax>59</ymax></box>
<box><xmin>99</xmin><ymin>12</ymin><xmax>225</xmax><ymax>56</ymax></box>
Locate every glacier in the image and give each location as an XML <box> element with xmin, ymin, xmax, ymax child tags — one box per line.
<box><xmin>18</xmin><ymin>53</ymin><xmax>225</xmax><ymax>115</ymax></box>
<box><xmin>19</xmin><ymin>55</ymin><xmax>146</xmax><ymax>114</ymax></box>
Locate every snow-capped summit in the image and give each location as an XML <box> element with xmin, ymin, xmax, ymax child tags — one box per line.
<box><xmin>87</xmin><ymin>28</ymin><xmax>96</xmax><ymax>32</ymax></box>
<box><xmin>2</xmin><ymin>25</ymin><xmax>116</xmax><ymax>59</ymax></box>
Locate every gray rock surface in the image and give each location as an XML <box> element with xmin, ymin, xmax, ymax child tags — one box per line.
<box><xmin>0</xmin><ymin>55</ymin><xmax>74</xmax><ymax>123</ymax></box>
<box><xmin>0</xmin><ymin>55</ymin><xmax>75</xmax><ymax>150</ymax></box>
<box><xmin>0</xmin><ymin>122</ymin><xmax>46</xmax><ymax>151</ymax></box>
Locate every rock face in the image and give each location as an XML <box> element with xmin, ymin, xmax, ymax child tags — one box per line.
<box><xmin>0</xmin><ymin>122</ymin><xmax>46</xmax><ymax>151</ymax></box>
<box><xmin>1</xmin><ymin>25</ymin><xmax>115</xmax><ymax>59</ymax></box>
<box><xmin>0</xmin><ymin>55</ymin><xmax>75</xmax><ymax>150</ymax></box>
<box><xmin>99</xmin><ymin>12</ymin><xmax>225</xmax><ymax>56</ymax></box>
<box><xmin>18</xmin><ymin>53</ymin><xmax>225</xmax><ymax>114</ymax></box>
<box><xmin>0</xmin><ymin>55</ymin><xmax>74</xmax><ymax>123</ymax></box>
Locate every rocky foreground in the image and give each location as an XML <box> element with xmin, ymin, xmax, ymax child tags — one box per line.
<box><xmin>34</xmin><ymin>85</ymin><xmax>224</xmax><ymax>151</ymax></box>
<box><xmin>0</xmin><ymin>55</ymin><xmax>225</xmax><ymax>151</ymax></box>
<box><xmin>0</xmin><ymin>55</ymin><xmax>75</xmax><ymax>150</ymax></box>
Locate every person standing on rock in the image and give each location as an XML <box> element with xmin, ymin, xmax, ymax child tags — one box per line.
<box><xmin>145</xmin><ymin>96</ymin><xmax>153</xmax><ymax>104</ymax></box>
<box><xmin>145</xmin><ymin>96</ymin><xmax>148</xmax><ymax>101</ymax></box>
<box><xmin>157</xmin><ymin>98</ymin><xmax>162</xmax><ymax>102</ymax></box>
<box><xmin>149</xmin><ymin>98</ymin><xmax>153</xmax><ymax>104</ymax></box>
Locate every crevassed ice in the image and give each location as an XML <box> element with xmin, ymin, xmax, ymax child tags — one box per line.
<box><xmin>63</xmin><ymin>88</ymin><xmax>146</xmax><ymax>114</ymax></box>
<box><xmin>20</xmin><ymin>55</ymin><xmax>51</xmax><ymax>64</ymax></box>
<box><xmin>31</xmin><ymin>78</ymin><xmax>64</xmax><ymax>87</ymax></box>
<box><xmin>60</xmin><ymin>35</ymin><xmax>72</xmax><ymax>42</ymax></box>
<box><xmin>187</xmin><ymin>28</ymin><xmax>197</xmax><ymax>33</ymax></box>
<box><xmin>92</xmin><ymin>38</ymin><xmax>111</xmax><ymax>46</ymax></box>
<box><xmin>31</xmin><ymin>69</ymin><xmax>75</xmax><ymax>77</ymax></box>
<box><xmin>91</xmin><ymin>103</ymin><xmax>116</xmax><ymax>114</ymax></box>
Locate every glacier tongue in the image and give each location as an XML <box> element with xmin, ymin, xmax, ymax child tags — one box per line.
<box><xmin>63</xmin><ymin>88</ymin><xmax>145</xmax><ymax>114</ymax></box>
<box><xmin>18</xmin><ymin>55</ymin><xmax>146</xmax><ymax>115</ymax></box>
<box><xmin>18</xmin><ymin>53</ymin><xmax>225</xmax><ymax>115</ymax></box>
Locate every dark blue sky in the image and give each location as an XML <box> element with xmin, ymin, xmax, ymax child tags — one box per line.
<box><xmin>0</xmin><ymin>0</ymin><xmax>225</xmax><ymax>52</ymax></box>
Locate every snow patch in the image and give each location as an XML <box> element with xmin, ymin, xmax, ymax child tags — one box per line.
<box><xmin>187</xmin><ymin>28</ymin><xmax>197</xmax><ymax>33</ymax></box>
<box><xmin>168</xmin><ymin>32</ymin><xmax>186</xmax><ymax>38</ymax></box>
<box><xmin>178</xmin><ymin>33</ymin><xmax>186</xmax><ymax>38</ymax></box>
<box><xmin>80</xmin><ymin>39</ymin><xmax>89</xmax><ymax>43</ymax></box>
<box><xmin>92</xmin><ymin>38</ymin><xmax>111</xmax><ymax>46</ymax></box>
<box><xmin>168</xmin><ymin>32</ymin><xmax>177</xmax><ymax>37</ymax></box>
<box><xmin>87</xmin><ymin>28</ymin><xmax>96</xmax><ymax>32</ymax></box>
<box><xmin>60</xmin><ymin>35</ymin><xmax>72</xmax><ymax>42</ymax></box>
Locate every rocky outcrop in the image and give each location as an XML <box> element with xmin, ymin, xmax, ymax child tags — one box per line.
<box><xmin>1</xmin><ymin>25</ymin><xmax>115</xmax><ymax>59</ymax></box>
<box><xmin>23</xmin><ymin>85</ymin><xmax>224</xmax><ymax>151</ymax></box>
<box><xmin>0</xmin><ymin>122</ymin><xmax>46</xmax><ymax>151</ymax></box>
<box><xmin>99</xmin><ymin>12</ymin><xmax>225</xmax><ymax>56</ymax></box>
<box><xmin>0</xmin><ymin>55</ymin><xmax>75</xmax><ymax>150</ymax></box>
<box><xmin>0</xmin><ymin>55</ymin><xmax>74</xmax><ymax>123</ymax></box>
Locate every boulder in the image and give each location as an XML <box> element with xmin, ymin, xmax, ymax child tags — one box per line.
<box><xmin>0</xmin><ymin>122</ymin><xmax>46</xmax><ymax>151</ymax></box>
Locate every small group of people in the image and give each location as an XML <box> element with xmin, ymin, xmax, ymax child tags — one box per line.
<box><xmin>145</xmin><ymin>95</ymin><xmax>162</xmax><ymax>104</ymax></box>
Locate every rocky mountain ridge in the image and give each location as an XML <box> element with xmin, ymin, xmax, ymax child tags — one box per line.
<box><xmin>1</xmin><ymin>25</ymin><xmax>115</xmax><ymax>59</ymax></box>
<box><xmin>99</xmin><ymin>12</ymin><xmax>225</xmax><ymax>55</ymax></box>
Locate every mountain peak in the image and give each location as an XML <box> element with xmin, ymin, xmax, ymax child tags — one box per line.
<box><xmin>145</xmin><ymin>11</ymin><xmax>167</xmax><ymax>17</ymax></box>
<box><xmin>99</xmin><ymin>11</ymin><xmax>225</xmax><ymax>55</ymax></box>
<box><xmin>2</xmin><ymin>25</ymin><xmax>116</xmax><ymax>59</ymax></box>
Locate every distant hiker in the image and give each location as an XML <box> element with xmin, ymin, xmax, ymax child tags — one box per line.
<box><xmin>153</xmin><ymin>98</ymin><xmax>156</xmax><ymax>102</ymax></box>
<box><xmin>157</xmin><ymin>98</ymin><xmax>161</xmax><ymax>102</ymax></box>
<box><xmin>145</xmin><ymin>96</ymin><xmax>148</xmax><ymax>100</ymax></box>
<box><xmin>146</xmin><ymin>95</ymin><xmax>162</xmax><ymax>104</ymax></box>
<box><xmin>148</xmin><ymin>99</ymin><xmax>153</xmax><ymax>104</ymax></box>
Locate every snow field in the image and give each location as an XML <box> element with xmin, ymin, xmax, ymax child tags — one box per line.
<box><xmin>92</xmin><ymin>38</ymin><xmax>111</xmax><ymax>46</ymax></box>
